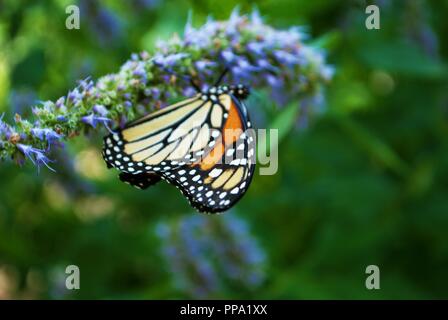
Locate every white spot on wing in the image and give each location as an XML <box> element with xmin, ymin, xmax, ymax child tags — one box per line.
<box><xmin>209</xmin><ymin>168</ymin><xmax>222</xmax><ymax>178</ymax></box>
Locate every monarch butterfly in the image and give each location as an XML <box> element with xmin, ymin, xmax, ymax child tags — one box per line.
<box><xmin>102</xmin><ymin>76</ymin><xmax>255</xmax><ymax>213</ymax></box>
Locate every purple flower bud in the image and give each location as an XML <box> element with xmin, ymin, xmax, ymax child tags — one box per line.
<box><xmin>231</xmin><ymin>59</ymin><xmax>258</xmax><ymax>81</ymax></box>
<box><xmin>251</xmin><ymin>9</ymin><xmax>263</xmax><ymax>26</ymax></box>
<box><xmin>153</xmin><ymin>53</ymin><xmax>189</xmax><ymax>68</ymax></box>
<box><xmin>0</xmin><ymin>114</ymin><xmax>13</xmax><ymax>138</ymax></box>
<box><xmin>194</xmin><ymin>60</ymin><xmax>216</xmax><ymax>71</ymax></box>
<box><xmin>273</xmin><ymin>50</ymin><xmax>299</xmax><ymax>66</ymax></box>
<box><xmin>78</xmin><ymin>78</ymin><xmax>94</xmax><ymax>91</ymax></box>
<box><xmin>40</xmin><ymin>101</ymin><xmax>55</xmax><ymax>112</ymax></box>
<box><xmin>93</xmin><ymin>104</ymin><xmax>109</xmax><ymax>116</ymax></box>
<box><xmin>132</xmin><ymin>64</ymin><xmax>147</xmax><ymax>81</ymax></box>
<box><xmin>184</xmin><ymin>17</ymin><xmax>218</xmax><ymax>49</ymax></box>
<box><xmin>68</xmin><ymin>88</ymin><xmax>83</xmax><ymax>104</ymax></box>
<box><xmin>162</xmin><ymin>74</ymin><xmax>171</xmax><ymax>84</ymax></box>
<box><xmin>140</xmin><ymin>51</ymin><xmax>150</xmax><ymax>60</ymax></box>
<box><xmin>151</xmin><ymin>88</ymin><xmax>160</xmax><ymax>99</ymax></box>
<box><xmin>81</xmin><ymin>113</ymin><xmax>109</xmax><ymax>128</ymax></box>
<box><xmin>55</xmin><ymin>97</ymin><xmax>65</xmax><ymax>109</ymax></box>
<box><xmin>231</xmin><ymin>66</ymin><xmax>245</xmax><ymax>81</ymax></box>
<box><xmin>1</xmin><ymin>114</ymin><xmax>7</xmax><ymax>127</ymax></box>
<box><xmin>266</xmin><ymin>74</ymin><xmax>283</xmax><ymax>88</ymax></box>
<box><xmin>155</xmin><ymin>39</ymin><xmax>169</xmax><ymax>51</ymax></box>
<box><xmin>35</xmin><ymin>151</ymin><xmax>56</xmax><ymax>172</ymax></box>
<box><xmin>247</xmin><ymin>42</ymin><xmax>265</xmax><ymax>56</ymax></box>
<box><xmin>221</xmin><ymin>49</ymin><xmax>236</xmax><ymax>63</ymax></box>
<box><xmin>237</xmin><ymin>58</ymin><xmax>259</xmax><ymax>72</ymax></box>
<box><xmin>257</xmin><ymin>59</ymin><xmax>279</xmax><ymax>72</ymax></box>
<box><xmin>31</xmin><ymin>128</ymin><xmax>63</xmax><ymax>144</ymax></box>
<box><xmin>17</xmin><ymin>143</ymin><xmax>55</xmax><ymax>172</ymax></box>
<box><xmin>182</xmin><ymin>86</ymin><xmax>197</xmax><ymax>97</ymax></box>
<box><xmin>226</xmin><ymin>7</ymin><xmax>242</xmax><ymax>38</ymax></box>
<box><xmin>81</xmin><ymin>113</ymin><xmax>115</xmax><ymax>134</ymax></box>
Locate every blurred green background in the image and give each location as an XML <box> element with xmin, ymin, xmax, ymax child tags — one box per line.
<box><xmin>1</xmin><ymin>0</ymin><xmax>448</xmax><ymax>299</ymax></box>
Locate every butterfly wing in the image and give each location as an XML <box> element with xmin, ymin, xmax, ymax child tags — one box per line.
<box><xmin>102</xmin><ymin>91</ymin><xmax>255</xmax><ymax>213</ymax></box>
<box><xmin>102</xmin><ymin>95</ymin><xmax>222</xmax><ymax>174</ymax></box>
<box><xmin>118</xmin><ymin>172</ymin><xmax>161</xmax><ymax>189</ymax></box>
<box><xmin>163</xmin><ymin>94</ymin><xmax>256</xmax><ymax>213</ymax></box>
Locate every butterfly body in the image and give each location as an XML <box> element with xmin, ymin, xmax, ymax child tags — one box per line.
<box><xmin>102</xmin><ymin>84</ymin><xmax>255</xmax><ymax>213</ymax></box>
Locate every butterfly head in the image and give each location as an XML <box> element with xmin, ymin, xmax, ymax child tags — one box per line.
<box><xmin>210</xmin><ymin>84</ymin><xmax>250</xmax><ymax>100</ymax></box>
<box><xmin>231</xmin><ymin>84</ymin><xmax>250</xmax><ymax>100</ymax></box>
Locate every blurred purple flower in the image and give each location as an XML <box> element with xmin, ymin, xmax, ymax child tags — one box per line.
<box><xmin>231</xmin><ymin>58</ymin><xmax>259</xmax><ymax>81</ymax></box>
<box><xmin>93</xmin><ymin>104</ymin><xmax>109</xmax><ymax>116</ymax></box>
<box><xmin>247</xmin><ymin>42</ymin><xmax>266</xmax><ymax>56</ymax></box>
<box><xmin>9</xmin><ymin>89</ymin><xmax>37</xmax><ymax>115</ymax></box>
<box><xmin>250</xmin><ymin>9</ymin><xmax>263</xmax><ymax>27</ymax></box>
<box><xmin>124</xmin><ymin>101</ymin><xmax>132</xmax><ymax>108</ymax></box>
<box><xmin>0</xmin><ymin>114</ymin><xmax>13</xmax><ymax>138</ymax></box>
<box><xmin>221</xmin><ymin>49</ymin><xmax>236</xmax><ymax>63</ymax></box>
<box><xmin>266</xmin><ymin>74</ymin><xmax>283</xmax><ymax>87</ymax></box>
<box><xmin>273</xmin><ymin>50</ymin><xmax>299</xmax><ymax>66</ymax></box>
<box><xmin>184</xmin><ymin>16</ymin><xmax>219</xmax><ymax>49</ymax></box>
<box><xmin>81</xmin><ymin>113</ymin><xmax>115</xmax><ymax>134</ymax></box>
<box><xmin>31</xmin><ymin>128</ymin><xmax>63</xmax><ymax>146</ymax></box>
<box><xmin>17</xmin><ymin>143</ymin><xmax>55</xmax><ymax>172</ymax></box>
<box><xmin>79</xmin><ymin>0</ymin><xmax>123</xmax><ymax>47</ymax></box>
<box><xmin>55</xmin><ymin>97</ymin><xmax>65</xmax><ymax>109</ymax></box>
<box><xmin>237</xmin><ymin>58</ymin><xmax>259</xmax><ymax>73</ymax></box>
<box><xmin>194</xmin><ymin>60</ymin><xmax>216</xmax><ymax>73</ymax></box>
<box><xmin>155</xmin><ymin>213</ymin><xmax>266</xmax><ymax>298</ymax></box>
<box><xmin>32</xmin><ymin>101</ymin><xmax>55</xmax><ymax>117</ymax></box>
<box><xmin>34</xmin><ymin>151</ymin><xmax>56</xmax><ymax>172</ymax></box>
<box><xmin>132</xmin><ymin>62</ymin><xmax>147</xmax><ymax>82</ymax></box>
<box><xmin>153</xmin><ymin>53</ymin><xmax>189</xmax><ymax>68</ymax></box>
<box><xmin>150</xmin><ymin>88</ymin><xmax>161</xmax><ymax>100</ymax></box>
<box><xmin>68</xmin><ymin>88</ymin><xmax>83</xmax><ymax>105</ymax></box>
<box><xmin>182</xmin><ymin>86</ymin><xmax>197</xmax><ymax>97</ymax></box>
<box><xmin>226</xmin><ymin>7</ymin><xmax>243</xmax><ymax>39</ymax></box>
<box><xmin>257</xmin><ymin>59</ymin><xmax>279</xmax><ymax>73</ymax></box>
<box><xmin>78</xmin><ymin>78</ymin><xmax>94</xmax><ymax>92</ymax></box>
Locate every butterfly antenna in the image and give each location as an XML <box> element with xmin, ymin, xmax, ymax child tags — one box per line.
<box><xmin>214</xmin><ymin>68</ymin><xmax>229</xmax><ymax>87</ymax></box>
<box><xmin>189</xmin><ymin>78</ymin><xmax>202</xmax><ymax>92</ymax></box>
